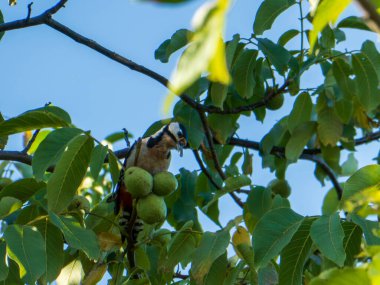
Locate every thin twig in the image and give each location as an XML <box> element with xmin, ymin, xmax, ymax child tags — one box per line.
<box><xmin>298</xmin><ymin>0</ymin><xmax>304</xmax><ymax>62</ymax></box>
<box><xmin>22</xmin><ymin>129</ymin><xmax>40</xmax><ymax>154</ymax></box>
<box><xmin>192</xmin><ymin>149</ymin><xmax>221</xmax><ymax>189</ymax></box>
<box><xmin>301</xmin><ymin>154</ymin><xmax>343</xmax><ymax>200</ymax></box>
<box><xmin>356</xmin><ymin>0</ymin><xmax>380</xmax><ymax>33</ymax></box>
<box><xmin>26</xmin><ymin>2</ymin><xmax>34</xmax><ymax>22</ymax></box>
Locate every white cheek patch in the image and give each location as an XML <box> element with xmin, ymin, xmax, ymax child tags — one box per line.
<box><xmin>168</xmin><ymin>123</ymin><xmax>181</xmax><ymax>141</ymax></box>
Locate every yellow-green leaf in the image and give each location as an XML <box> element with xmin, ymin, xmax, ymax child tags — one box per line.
<box><xmin>309</xmin><ymin>0</ymin><xmax>351</xmax><ymax>51</ymax></box>
<box><xmin>166</xmin><ymin>0</ymin><xmax>231</xmax><ymax>111</ymax></box>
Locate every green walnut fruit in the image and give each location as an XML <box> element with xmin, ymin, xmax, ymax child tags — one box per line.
<box><xmin>268</xmin><ymin>179</ymin><xmax>291</xmax><ymax>198</ymax></box>
<box><xmin>153</xmin><ymin>171</ymin><xmax>178</xmax><ymax>196</ymax></box>
<box><xmin>136</xmin><ymin>194</ymin><xmax>167</xmax><ymax>224</ymax></box>
<box><xmin>266</xmin><ymin>94</ymin><xmax>284</xmax><ymax>110</ymax></box>
<box><xmin>153</xmin><ymin>228</ymin><xmax>172</xmax><ymax>245</ymax></box>
<box><xmin>68</xmin><ymin>195</ymin><xmax>91</xmax><ymax>212</ymax></box>
<box><xmin>124</xmin><ymin>167</ymin><xmax>153</xmax><ymax>198</ymax></box>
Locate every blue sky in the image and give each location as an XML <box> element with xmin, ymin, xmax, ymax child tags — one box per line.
<box><xmin>1</xmin><ymin>0</ymin><xmax>379</xmax><ymax>271</ymax></box>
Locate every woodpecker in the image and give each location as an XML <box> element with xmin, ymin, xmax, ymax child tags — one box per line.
<box><xmin>110</xmin><ymin>122</ymin><xmax>187</xmax><ymax>245</ymax></box>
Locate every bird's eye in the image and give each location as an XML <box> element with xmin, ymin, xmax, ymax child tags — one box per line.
<box><xmin>178</xmin><ymin>131</ymin><xmax>183</xmax><ymax>137</ymax></box>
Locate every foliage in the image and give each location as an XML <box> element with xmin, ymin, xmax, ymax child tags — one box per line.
<box><xmin>1</xmin><ymin>0</ymin><xmax>380</xmax><ymax>284</ymax></box>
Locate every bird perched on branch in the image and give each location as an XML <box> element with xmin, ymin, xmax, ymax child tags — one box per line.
<box><xmin>108</xmin><ymin>122</ymin><xmax>187</xmax><ymax>256</ymax></box>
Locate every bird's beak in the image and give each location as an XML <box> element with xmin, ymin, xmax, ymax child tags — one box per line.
<box><xmin>177</xmin><ymin>138</ymin><xmax>187</xmax><ymax>157</ymax></box>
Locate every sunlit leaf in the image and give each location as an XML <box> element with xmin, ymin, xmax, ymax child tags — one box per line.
<box><xmin>0</xmin><ymin>197</ymin><xmax>22</xmax><ymax>219</ymax></box>
<box><xmin>310</xmin><ymin>268</ymin><xmax>370</xmax><ymax>285</ymax></box>
<box><xmin>309</xmin><ymin>0</ymin><xmax>351</xmax><ymax>51</ymax></box>
<box><xmin>0</xmin><ymin>242</ymin><xmax>8</xmax><ymax>282</ymax></box>
<box><xmin>4</xmin><ymin>225</ymin><xmax>46</xmax><ymax>284</ymax></box>
<box><xmin>168</xmin><ymin>0</ymin><xmax>231</xmax><ymax>97</ymax></box>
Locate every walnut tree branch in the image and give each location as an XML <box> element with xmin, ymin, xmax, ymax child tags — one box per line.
<box><xmin>356</xmin><ymin>0</ymin><xmax>380</xmax><ymax>33</ymax></box>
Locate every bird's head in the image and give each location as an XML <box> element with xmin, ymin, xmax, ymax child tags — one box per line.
<box><xmin>147</xmin><ymin>122</ymin><xmax>188</xmax><ymax>156</ymax></box>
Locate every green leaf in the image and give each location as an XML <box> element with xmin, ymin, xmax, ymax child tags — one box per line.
<box><xmin>210</xmin><ymin>82</ymin><xmax>228</xmax><ymax>109</ymax></box>
<box><xmin>309</xmin><ymin>0</ymin><xmax>351</xmax><ymax>50</ymax></box>
<box><xmin>253</xmin><ymin>208</ymin><xmax>303</xmax><ymax>268</ymax></box>
<box><xmin>49</xmin><ymin>212</ymin><xmax>100</xmax><ymax>260</ymax></box>
<box><xmin>322</xmin><ymin>189</ymin><xmax>339</xmax><ymax>216</ymax></box>
<box><xmin>244</xmin><ymin>186</ymin><xmax>272</xmax><ymax>232</ymax></box>
<box><xmin>341</xmin><ymin>153</ymin><xmax>358</xmax><ymax>176</ymax></box>
<box><xmin>173</xmin><ymin>101</ymin><xmax>204</xmax><ymax>148</ymax></box>
<box><xmin>258</xmin><ymin>262</ymin><xmax>278</xmax><ymax>285</ymax></box>
<box><xmin>317</xmin><ymin>108</ymin><xmax>343</xmax><ymax>146</ymax></box>
<box><xmin>0</xmin><ymin>178</ymin><xmax>45</xmax><ymax>202</ymax></box>
<box><xmin>32</xmin><ymin>128</ymin><xmax>83</xmax><ymax>181</ymax></box>
<box><xmin>257</xmin><ymin>38</ymin><xmax>292</xmax><ymax>75</ymax></box>
<box><xmin>332</xmin><ymin>58</ymin><xmax>354</xmax><ymax>99</ymax></box>
<box><xmin>309</xmin><ymin>268</ymin><xmax>370</xmax><ymax>285</ymax></box>
<box><xmin>0</xmin><ymin>197</ymin><xmax>22</xmax><ymax>219</ymax></box>
<box><xmin>242</xmin><ymin>150</ymin><xmax>253</xmax><ymax>175</ymax></box>
<box><xmin>56</xmin><ymin>257</ymin><xmax>83</xmax><ymax>285</ymax></box>
<box><xmin>172</xmin><ymin>169</ymin><xmax>199</xmax><ymax>228</ymax></box>
<box><xmin>0</xmin><ymin>113</ymin><xmax>7</xmax><ymax>150</ymax></box>
<box><xmin>204</xmin><ymin>252</ymin><xmax>228</xmax><ymax>285</ymax></box>
<box><xmin>253</xmin><ymin>0</ymin><xmax>296</xmax><ymax>35</ymax></box>
<box><xmin>85</xmin><ymin>198</ymin><xmax>116</xmax><ymax>233</ymax></box>
<box><xmin>47</xmin><ymin>134</ymin><xmax>94</xmax><ymax>213</ymax></box>
<box><xmin>310</xmin><ymin>213</ymin><xmax>346</xmax><ymax>266</ymax></box>
<box><xmin>108</xmin><ymin>151</ymin><xmax>120</xmax><ymax>186</ymax></box>
<box><xmin>287</xmin><ymin>92</ymin><xmax>313</xmax><ymax>134</ymax></box>
<box><xmin>160</xmin><ymin>221</ymin><xmax>197</xmax><ymax>275</ymax></box>
<box><xmin>351</xmin><ymin>214</ymin><xmax>380</xmax><ymax>245</ymax></box>
<box><xmin>191</xmin><ymin>230</ymin><xmax>230</xmax><ymax>283</ymax></box>
<box><xmin>342</xmin><ymin>222</ymin><xmax>362</xmax><ymax>266</ymax></box>
<box><xmin>169</xmin><ymin>0</ymin><xmax>230</xmax><ymax>96</ymax></box>
<box><xmin>343</xmin><ymin>165</ymin><xmax>380</xmax><ymax>201</ymax></box>
<box><xmin>278</xmin><ymin>29</ymin><xmax>300</xmax><ymax>46</ymax></box>
<box><xmin>361</xmin><ymin>40</ymin><xmax>380</xmax><ymax>81</ymax></box>
<box><xmin>34</xmin><ymin>219</ymin><xmax>64</xmax><ymax>282</ymax></box>
<box><xmin>279</xmin><ymin>218</ymin><xmax>315</xmax><ymax>285</ymax></box>
<box><xmin>232</xmin><ymin>49</ymin><xmax>258</xmax><ymax>99</ymax></box>
<box><xmin>0</xmin><ymin>242</ymin><xmax>8</xmax><ymax>282</ymax></box>
<box><xmin>0</xmin><ymin>106</ymin><xmax>71</xmax><ymax>137</ymax></box>
<box><xmin>104</xmin><ymin>130</ymin><xmax>132</xmax><ymax>143</ymax></box>
<box><xmin>155</xmin><ymin>29</ymin><xmax>192</xmax><ymax>63</ymax></box>
<box><xmin>4</xmin><ymin>225</ymin><xmax>46</xmax><ymax>284</ymax></box>
<box><xmin>352</xmin><ymin>53</ymin><xmax>379</xmax><ymax>111</ymax></box>
<box><xmin>208</xmin><ymin>114</ymin><xmax>238</xmax><ymax>144</ymax></box>
<box><xmin>337</xmin><ymin>16</ymin><xmax>371</xmax><ymax>32</ymax></box>
<box><xmin>90</xmin><ymin>144</ymin><xmax>108</xmax><ymax>180</ymax></box>
<box><xmin>0</xmin><ymin>10</ymin><xmax>4</xmax><ymax>41</ymax></box>
<box><xmin>285</xmin><ymin>122</ymin><xmax>317</xmax><ymax>161</ymax></box>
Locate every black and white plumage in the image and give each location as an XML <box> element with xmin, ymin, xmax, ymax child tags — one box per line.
<box><xmin>111</xmin><ymin>122</ymin><xmax>187</xmax><ymax>245</ymax></box>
